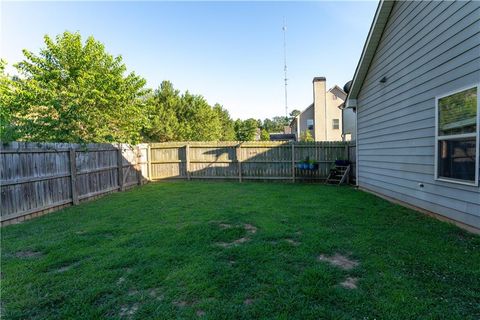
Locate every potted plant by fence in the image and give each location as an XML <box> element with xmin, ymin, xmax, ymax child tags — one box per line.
<box><xmin>296</xmin><ymin>156</ymin><xmax>318</xmax><ymax>170</ymax></box>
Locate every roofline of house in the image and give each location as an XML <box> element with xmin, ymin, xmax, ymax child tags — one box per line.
<box><xmin>290</xmin><ymin>83</ymin><xmax>347</xmax><ymax>126</ymax></box>
<box><xmin>289</xmin><ymin>103</ymin><xmax>314</xmax><ymax>126</ymax></box>
<box><xmin>346</xmin><ymin>0</ymin><xmax>395</xmax><ymax>109</ymax></box>
<box><xmin>328</xmin><ymin>85</ymin><xmax>347</xmax><ymax>96</ymax></box>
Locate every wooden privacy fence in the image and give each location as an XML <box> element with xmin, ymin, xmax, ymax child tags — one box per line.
<box><xmin>148</xmin><ymin>141</ymin><xmax>355</xmax><ymax>182</ymax></box>
<box><xmin>0</xmin><ymin>142</ymin><xmax>148</xmax><ymax>224</ymax></box>
<box><xmin>1</xmin><ymin>141</ymin><xmax>356</xmax><ymax>224</ymax></box>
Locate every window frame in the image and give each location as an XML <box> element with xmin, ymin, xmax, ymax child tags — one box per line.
<box><xmin>434</xmin><ymin>84</ymin><xmax>479</xmax><ymax>186</ymax></box>
<box><xmin>332</xmin><ymin>119</ymin><xmax>340</xmax><ymax>130</ymax></box>
<box><xmin>306</xmin><ymin>119</ymin><xmax>314</xmax><ymax>130</ymax></box>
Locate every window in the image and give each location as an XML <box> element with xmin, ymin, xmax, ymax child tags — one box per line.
<box><xmin>332</xmin><ymin>119</ymin><xmax>339</xmax><ymax>130</ymax></box>
<box><xmin>435</xmin><ymin>85</ymin><xmax>479</xmax><ymax>185</ymax></box>
<box><xmin>307</xmin><ymin>119</ymin><xmax>314</xmax><ymax>130</ymax></box>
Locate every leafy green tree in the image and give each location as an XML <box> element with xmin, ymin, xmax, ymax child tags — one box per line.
<box><xmin>0</xmin><ymin>60</ymin><xmax>17</xmax><ymax>141</ymax></box>
<box><xmin>289</xmin><ymin>109</ymin><xmax>301</xmax><ymax>119</ymax></box>
<box><xmin>260</xmin><ymin>128</ymin><xmax>270</xmax><ymax>141</ymax></box>
<box><xmin>142</xmin><ymin>81</ymin><xmax>181</xmax><ymax>142</ymax></box>
<box><xmin>213</xmin><ymin>104</ymin><xmax>235</xmax><ymax>141</ymax></box>
<box><xmin>300</xmin><ymin>130</ymin><xmax>314</xmax><ymax>142</ymax></box>
<box><xmin>261</xmin><ymin>116</ymin><xmax>289</xmax><ymax>133</ymax></box>
<box><xmin>234</xmin><ymin>118</ymin><xmax>258</xmax><ymax>141</ymax></box>
<box><xmin>143</xmin><ymin>82</ymin><xmax>229</xmax><ymax>142</ymax></box>
<box><xmin>181</xmin><ymin>91</ymin><xmax>222</xmax><ymax>141</ymax></box>
<box><xmin>5</xmin><ymin>31</ymin><xmax>148</xmax><ymax>143</ymax></box>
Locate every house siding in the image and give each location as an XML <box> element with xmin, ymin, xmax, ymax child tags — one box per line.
<box><xmin>298</xmin><ymin>105</ymin><xmax>314</xmax><ymax>138</ymax></box>
<box><xmin>356</xmin><ymin>0</ymin><xmax>480</xmax><ymax>228</ymax></box>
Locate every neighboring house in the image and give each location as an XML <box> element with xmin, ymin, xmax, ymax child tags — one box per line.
<box><xmin>269</xmin><ymin>127</ymin><xmax>296</xmax><ymax>141</ymax></box>
<box><xmin>291</xmin><ymin>77</ymin><xmax>347</xmax><ymax>141</ymax></box>
<box><xmin>254</xmin><ymin>128</ymin><xmax>261</xmax><ymax>141</ymax></box>
<box><xmin>346</xmin><ymin>0</ymin><xmax>480</xmax><ymax>231</ymax></box>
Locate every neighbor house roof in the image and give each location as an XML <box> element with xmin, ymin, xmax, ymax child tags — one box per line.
<box><xmin>269</xmin><ymin>133</ymin><xmax>296</xmax><ymax>141</ymax></box>
<box><xmin>329</xmin><ymin>85</ymin><xmax>346</xmax><ymax>95</ymax></box>
<box><xmin>290</xmin><ymin>103</ymin><xmax>314</xmax><ymax>126</ymax></box>
<box><xmin>346</xmin><ymin>0</ymin><xmax>395</xmax><ymax>108</ymax></box>
<box><xmin>328</xmin><ymin>85</ymin><xmax>347</xmax><ymax>100</ymax></box>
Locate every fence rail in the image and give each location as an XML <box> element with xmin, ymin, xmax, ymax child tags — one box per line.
<box><xmin>1</xmin><ymin>141</ymin><xmax>355</xmax><ymax>224</ymax></box>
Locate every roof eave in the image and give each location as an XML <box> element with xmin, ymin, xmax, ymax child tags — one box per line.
<box><xmin>346</xmin><ymin>99</ymin><xmax>357</xmax><ymax>109</ymax></box>
<box><xmin>346</xmin><ymin>0</ymin><xmax>395</xmax><ymax>104</ymax></box>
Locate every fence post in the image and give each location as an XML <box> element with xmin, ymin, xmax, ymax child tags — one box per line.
<box><xmin>69</xmin><ymin>148</ymin><xmax>79</xmax><ymax>205</ymax></box>
<box><xmin>136</xmin><ymin>145</ymin><xmax>142</xmax><ymax>185</ymax></box>
<box><xmin>117</xmin><ymin>144</ymin><xmax>124</xmax><ymax>191</ymax></box>
<box><xmin>345</xmin><ymin>143</ymin><xmax>349</xmax><ymax>161</ymax></box>
<box><xmin>185</xmin><ymin>144</ymin><xmax>191</xmax><ymax>180</ymax></box>
<box><xmin>291</xmin><ymin>143</ymin><xmax>295</xmax><ymax>183</ymax></box>
<box><xmin>237</xmin><ymin>143</ymin><xmax>242</xmax><ymax>183</ymax></box>
<box><xmin>147</xmin><ymin>145</ymin><xmax>152</xmax><ymax>181</ymax></box>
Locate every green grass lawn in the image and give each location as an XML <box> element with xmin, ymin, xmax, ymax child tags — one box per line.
<box><xmin>2</xmin><ymin>182</ymin><xmax>479</xmax><ymax>319</ymax></box>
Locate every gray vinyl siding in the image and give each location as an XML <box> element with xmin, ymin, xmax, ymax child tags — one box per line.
<box><xmin>356</xmin><ymin>0</ymin><xmax>480</xmax><ymax>228</ymax></box>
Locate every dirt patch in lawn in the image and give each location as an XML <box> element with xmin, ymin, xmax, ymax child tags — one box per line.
<box><xmin>216</xmin><ymin>237</ymin><xmax>250</xmax><ymax>248</ymax></box>
<box><xmin>147</xmin><ymin>288</ymin><xmax>164</xmax><ymax>301</ymax></box>
<box><xmin>244</xmin><ymin>298</ymin><xmax>254</xmax><ymax>305</ymax></box>
<box><xmin>55</xmin><ymin>261</ymin><xmax>81</xmax><ymax>273</ymax></box>
<box><xmin>318</xmin><ymin>253</ymin><xmax>359</xmax><ymax>270</ymax></box>
<box><xmin>215</xmin><ymin>223</ymin><xmax>257</xmax><ymax>248</ymax></box>
<box><xmin>119</xmin><ymin>303</ymin><xmax>139</xmax><ymax>318</ymax></box>
<box><xmin>243</xmin><ymin>224</ymin><xmax>257</xmax><ymax>234</ymax></box>
<box><xmin>285</xmin><ymin>239</ymin><xmax>301</xmax><ymax>246</ymax></box>
<box><xmin>127</xmin><ymin>288</ymin><xmax>164</xmax><ymax>301</ymax></box>
<box><xmin>128</xmin><ymin>288</ymin><xmax>164</xmax><ymax>301</ymax></box>
<box><xmin>340</xmin><ymin>277</ymin><xmax>358</xmax><ymax>289</ymax></box>
<box><xmin>128</xmin><ymin>289</ymin><xmax>139</xmax><ymax>296</ymax></box>
<box><xmin>15</xmin><ymin>250</ymin><xmax>42</xmax><ymax>258</ymax></box>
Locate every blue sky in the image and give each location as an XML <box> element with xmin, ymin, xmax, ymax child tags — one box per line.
<box><xmin>1</xmin><ymin>1</ymin><xmax>377</xmax><ymax>119</ymax></box>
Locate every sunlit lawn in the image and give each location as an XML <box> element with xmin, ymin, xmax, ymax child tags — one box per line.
<box><xmin>2</xmin><ymin>181</ymin><xmax>479</xmax><ymax>319</ymax></box>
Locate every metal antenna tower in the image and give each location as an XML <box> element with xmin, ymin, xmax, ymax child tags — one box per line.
<box><xmin>282</xmin><ymin>17</ymin><xmax>288</xmax><ymax>118</ymax></box>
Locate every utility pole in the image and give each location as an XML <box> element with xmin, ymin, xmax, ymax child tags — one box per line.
<box><xmin>282</xmin><ymin>17</ymin><xmax>288</xmax><ymax>118</ymax></box>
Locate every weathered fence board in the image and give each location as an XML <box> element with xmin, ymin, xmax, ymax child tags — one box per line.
<box><xmin>1</xmin><ymin>142</ymin><xmax>148</xmax><ymax>224</ymax></box>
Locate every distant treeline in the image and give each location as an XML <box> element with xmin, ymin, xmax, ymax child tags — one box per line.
<box><xmin>0</xmin><ymin>32</ymin><xmax>299</xmax><ymax>144</ymax></box>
